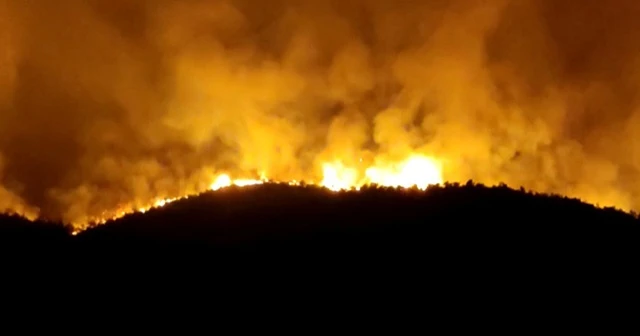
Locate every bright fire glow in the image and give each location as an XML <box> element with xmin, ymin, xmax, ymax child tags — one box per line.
<box><xmin>321</xmin><ymin>161</ymin><xmax>360</xmax><ymax>191</ymax></box>
<box><xmin>76</xmin><ymin>153</ymin><xmax>445</xmax><ymax>231</ymax></box>
<box><xmin>210</xmin><ymin>174</ymin><xmax>265</xmax><ymax>190</ymax></box>
<box><xmin>366</xmin><ymin>155</ymin><xmax>443</xmax><ymax>190</ymax></box>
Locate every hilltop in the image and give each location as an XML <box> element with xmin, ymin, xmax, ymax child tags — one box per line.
<box><xmin>0</xmin><ymin>181</ymin><xmax>636</xmax><ymax>314</ymax></box>
<box><xmin>2</xmin><ymin>182</ymin><xmax>639</xmax><ymax>260</ymax></box>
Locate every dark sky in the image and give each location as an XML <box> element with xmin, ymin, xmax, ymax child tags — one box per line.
<box><xmin>1</xmin><ymin>0</ymin><xmax>640</xmax><ymax>224</ymax></box>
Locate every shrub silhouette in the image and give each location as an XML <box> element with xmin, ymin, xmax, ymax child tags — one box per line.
<box><xmin>2</xmin><ymin>182</ymin><xmax>639</xmax><ymax>259</ymax></box>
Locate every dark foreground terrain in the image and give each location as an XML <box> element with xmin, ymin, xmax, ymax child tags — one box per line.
<box><xmin>2</xmin><ymin>182</ymin><xmax>639</xmax><ymax>261</ymax></box>
<box><xmin>2</xmin><ymin>182</ymin><xmax>639</xmax><ymax>309</ymax></box>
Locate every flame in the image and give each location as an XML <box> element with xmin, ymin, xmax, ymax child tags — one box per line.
<box><xmin>70</xmin><ymin>153</ymin><xmax>444</xmax><ymax>233</ymax></box>
<box><xmin>3</xmin><ymin>1</ymin><xmax>639</xmax><ymax>237</ymax></box>
<box><xmin>210</xmin><ymin>174</ymin><xmax>233</xmax><ymax>191</ymax></box>
<box><xmin>321</xmin><ymin>161</ymin><xmax>360</xmax><ymax>191</ymax></box>
<box><xmin>320</xmin><ymin>154</ymin><xmax>443</xmax><ymax>192</ymax></box>
<box><xmin>366</xmin><ymin>155</ymin><xmax>443</xmax><ymax>191</ymax></box>
<box><xmin>210</xmin><ymin>174</ymin><xmax>265</xmax><ymax>190</ymax></box>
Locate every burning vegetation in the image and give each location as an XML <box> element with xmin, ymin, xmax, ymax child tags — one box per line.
<box><xmin>2</xmin><ymin>0</ymin><xmax>640</xmax><ymax>230</ymax></box>
<box><xmin>78</xmin><ymin>153</ymin><xmax>444</xmax><ymax>231</ymax></box>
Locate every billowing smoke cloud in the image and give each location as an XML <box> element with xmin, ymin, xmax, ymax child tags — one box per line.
<box><xmin>1</xmin><ymin>0</ymin><xmax>640</xmax><ymax>225</ymax></box>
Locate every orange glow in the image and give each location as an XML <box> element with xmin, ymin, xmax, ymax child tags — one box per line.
<box><xmin>321</xmin><ymin>161</ymin><xmax>360</xmax><ymax>191</ymax></box>
<box><xmin>365</xmin><ymin>155</ymin><xmax>443</xmax><ymax>191</ymax></box>
<box><xmin>70</xmin><ymin>153</ymin><xmax>444</xmax><ymax>232</ymax></box>
<box><xmin>3</xmin><ymin>1</ymin><xmax>640</xmax><ymax>234</ymax></box>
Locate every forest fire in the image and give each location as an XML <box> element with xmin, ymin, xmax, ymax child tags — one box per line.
<box><xmin>4</xmin><ymin>1</ymin><xmax>640</xmax><ymax>234</ymax></box>
<box><xmin>71</xmin><ymin>153</ymin><xmax>444</xmax><ymax>232</ymax></box>
<box><xmin>322</xmin><ymin>155</ymin><xmax>443</xmax><ymax>192</ymax></box>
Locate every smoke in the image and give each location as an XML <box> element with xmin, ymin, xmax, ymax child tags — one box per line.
<box><xmin>1</xmin><ymin>0</ymin><xmax>640</xmax><ymax>225</ymax></box>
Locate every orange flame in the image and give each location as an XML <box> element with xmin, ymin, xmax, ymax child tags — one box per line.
<box><xmin>73</xmin><ymin>153</ymin><xmax>445</xmax><ymax>233</ymax></box>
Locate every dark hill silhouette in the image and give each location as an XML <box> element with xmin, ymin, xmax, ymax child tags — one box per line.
<box><xmin>78</xmin><ymin>182</ymin><xmax>640</xmax><ymax>260</ymax></box>
<box><xmin>3</xmin><ymin>182</ymin><xmax>640</xmax><ymax>306</ymax></box>
<box><xmin>0</xmin><ymin>214</ymin><xmax>70</xmax><ymax>248</ymax></box>
<box><xmin>3</xmin><ymin>182</ymin><xmax>640</xmax><ymax>267</ymax></box>
<box><xmin>0</xmin><ymin>183</ymin><xmax>640</xmax><ymax>254</ymax></box>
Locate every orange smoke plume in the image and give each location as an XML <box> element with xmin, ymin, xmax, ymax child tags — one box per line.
<box><xmin>2</xmin><ymin>0</ymin><xmax>640</xmax><ymax>229</ymax></box>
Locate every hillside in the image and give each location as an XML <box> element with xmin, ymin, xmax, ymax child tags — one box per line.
<box><xmin>2</xmin><ymin>182</ymin><xmax>639</xmax><ymax>259</ymax></box>
<box><xmin>0</xmin><ymin>182</ymin><xmax>636</xmax><ymax>313</ymax></box>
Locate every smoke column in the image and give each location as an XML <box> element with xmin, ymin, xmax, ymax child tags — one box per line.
<box><xmin>1</xmin><ymin>0</ymin><xmax>640</xmax><ymax>225</ymax></box>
